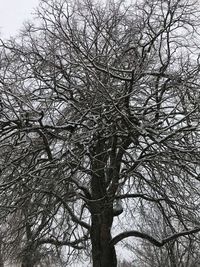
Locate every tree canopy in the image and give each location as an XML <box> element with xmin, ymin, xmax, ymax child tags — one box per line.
<box><xmin>1</xmin><ymin>0</ymin><xmax>200</xmax><ymax>266</ymax></box>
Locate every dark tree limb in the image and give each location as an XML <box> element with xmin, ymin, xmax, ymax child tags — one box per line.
<box><xmin>111</xmin><ymin>228</ymin><xmax>200</xmax><ymax>247</ymax></box>
<box><xmin>116</xmin><ymin>193</ymin><xmax>166</xmax><ymax>203</ymax></box>
<box><xmin>38</xmin><ymin>234</ymin><xmax>89</xmax><ymax>250</ymax></box>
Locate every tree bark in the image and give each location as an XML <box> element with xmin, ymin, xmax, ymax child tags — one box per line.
<box><xmin>0</xmin><ymin>235</ymin><xmax>4</xmax><ymax>267</ymax></box>
<box><xmin>90</xmin><ymin>137</ymin><xmax>118</xmax><ymax>267</ymax></box>
<box><xmin>0</xmin><ymin>253</ymin><xmax>3</xmax><ymax>267</ymax></box>
<box><xmin>91</xmin><ymin>209</ymin><xmax>117</xmax><ymax>267</ymax></box>
<box><xmin>21</xmin><ymin>260</ymin><xmax>34</xmax><ymax>267</ymax></box>
<box><xmin>21</xmin><ymin>248</ymin><xmax>36</xmax><ymax>267</ymax></box>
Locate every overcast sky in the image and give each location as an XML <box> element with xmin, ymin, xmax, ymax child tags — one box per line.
<box><xmin>0</xmin><ymin>0</ymin><xmax>39</xmax><ymax>38</ymax></box>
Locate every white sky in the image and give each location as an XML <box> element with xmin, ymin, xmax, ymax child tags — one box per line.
<box><xmin>0</xmin><ymin>0</ymin><xmax>39</xmax><ymax>38</ymax></box>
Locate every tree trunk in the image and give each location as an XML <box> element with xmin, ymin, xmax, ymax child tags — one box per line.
<box><xmin>91</xmin><ymin>209</ymin><xmax>117</xmax><ymax>267</ymax></box>
<box><xmin>90</xmin><ymin>138</ymin><xmax>118</xmax><ymax>267</ymax></box>
<box><xmin>0</xmin><ymin>236</ymin><xmax>4</xmax><ymax>267</ymax></box>
<box><xmin>21</xmin><ymin>250</ymin><xmax>35</xmax><ymax>267</ymax></box>
<box><xmin>21</xmin><ymin>261</ymin><xmax>34</xmax><ymax>267</ymax></box>
<box><xmin>0</xmin><ymin>254</ymin><xmax>3</xmax><ymax>267</ymax></box>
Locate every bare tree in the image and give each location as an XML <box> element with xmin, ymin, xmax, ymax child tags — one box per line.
<box><xmin>1</xmin><ymin>0</ymin><xmax>200</xmax><ymax>266</ymax></box>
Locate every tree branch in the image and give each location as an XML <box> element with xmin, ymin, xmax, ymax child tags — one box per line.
<box><xmin>38</xmin><ymin>235</ymin><xmax>88</xmax><ymax>250</ymax></box>
<box><xmin>111</xmin><ymin>228</ymin><xmax>200</xmax><ymax>247</ymax></box>
<box><xmin>116</xmin><ymin>194</ymin><xmax>166</xmax><ymax>203</ymax></box>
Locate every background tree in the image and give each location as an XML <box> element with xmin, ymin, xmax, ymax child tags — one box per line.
<box><xmin>1</xmin><ymin>0</ymin><xmax>200</xmax><ymax>266</ymax></box>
